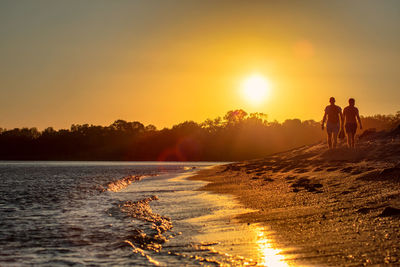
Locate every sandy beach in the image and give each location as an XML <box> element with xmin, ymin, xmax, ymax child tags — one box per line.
<box><xmin>191</xmin><ymin>128</ymin><xmax>400</xmax><ymax>266</ymax></box>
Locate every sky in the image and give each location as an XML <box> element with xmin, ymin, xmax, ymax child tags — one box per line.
<box><xmin>1</xmin><ymin>0</ymin><xmax>399</xmax><ymax>130</ymax></box>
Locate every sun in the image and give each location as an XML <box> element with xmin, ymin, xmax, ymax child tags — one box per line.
<box><xmin>241</xmin><ymin>74</ymin><xmax>270</xmax><ymax>105</ymax></box>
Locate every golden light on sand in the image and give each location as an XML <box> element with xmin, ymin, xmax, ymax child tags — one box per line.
<box><xmin>241</xmin><ymin>74</ymin><xmax>270</xmax><ymax>106</ymax></box>
<box><xmin>253</xmin><ymin>226</ymin><xmax>289</xmax><ymax>267</ymax></box>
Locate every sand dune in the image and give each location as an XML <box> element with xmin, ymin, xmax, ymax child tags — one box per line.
<box><xmin>191</xmin><ymin>128</ymin><xmax>400</xmax><ymax>266</ymax></box>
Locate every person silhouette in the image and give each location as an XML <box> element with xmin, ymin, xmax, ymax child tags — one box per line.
<box><xmin>343</xmin><ymin>98</ymin><xmax>362</xmax><ymax>148</ymax></box>
<box><xmin>322</xmin><ymin>97</ymin><xmax>343</xmax><ymax>149</ymax></box>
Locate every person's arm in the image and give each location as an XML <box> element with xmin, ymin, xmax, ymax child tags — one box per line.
<box><xmin>356</xmin><ymin>108</ymin><xmax>362</xmax><ymax>129</ymax></box>
<box><xmin>322</xmin><ymin>112</ymin><xmax>327</xmax><ymax>130</ymax></box>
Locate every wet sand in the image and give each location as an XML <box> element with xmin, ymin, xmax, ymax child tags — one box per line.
<box><xmin>191</xmin><ymin>132</ymin><xmax>400</xmax><ymax>266</ymax></box>
<box><xmin>121</xmin><ymin>171</ymin><xmax>293</xmax><ymax>266</ymax></box>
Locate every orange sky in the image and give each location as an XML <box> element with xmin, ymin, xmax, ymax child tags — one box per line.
<box><xmin>1</xmin><ymin>1</ymin><xmax>399</xmax><ymax>129</ymax></box>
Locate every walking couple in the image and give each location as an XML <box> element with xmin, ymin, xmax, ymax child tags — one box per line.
<box><xmin>322</xmin><ymin>97</ymin><xmax>362</xmax><ymax>149</ymax></box>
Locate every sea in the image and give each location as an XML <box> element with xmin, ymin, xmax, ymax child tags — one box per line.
<box><xmin>0</xmin><ymin>161</ymin><xmax>288</xmax><ymax>266</ymax></box>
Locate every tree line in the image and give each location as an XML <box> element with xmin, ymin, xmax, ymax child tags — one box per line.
<box><xmin>1</xmin><ymin>110</ymin><xmax>399</xmax><ymax>161</ymax></box>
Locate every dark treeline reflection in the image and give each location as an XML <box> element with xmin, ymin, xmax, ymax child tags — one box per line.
<box><xmin>1</xmin><ymin>110</ymin><xmax>399</xmax><ymax>161</ymax></box>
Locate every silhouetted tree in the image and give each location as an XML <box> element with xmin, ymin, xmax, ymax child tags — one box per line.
<box><xmin>0</xmin><ymin>111</ymin><xmax>398</xmax><ymax>161</ymax></box>
<box><xmin>224</xmin><ymin>109</ymin><xmax>248</xmax><ymax>125</ymax></box>
<box><xmin>145</xmin><ymin>124</ymin><xmax>157</xmax><ymax>132</ymax></box>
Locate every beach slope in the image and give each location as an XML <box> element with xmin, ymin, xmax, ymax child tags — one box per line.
<box><xmin>191</xmin><ymin>128</ymin><xmax>400</xmax><ymax>266</ymax></box>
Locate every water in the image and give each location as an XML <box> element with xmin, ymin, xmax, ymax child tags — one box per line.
<box><xmin>0</xmin><ymin>161</ymin><xmax>289</xmax><ymax>266</ymax></box>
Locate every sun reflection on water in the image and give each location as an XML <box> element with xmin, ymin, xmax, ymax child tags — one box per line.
<box><xmin>178</xmin><ymin>185</ymin><xmax>292</xmax><ymax>266</ymax></box>
<box><xmin>252</xmin><ymin>225</ymin><xmax>289</xmax><ymax>267</ymax></box>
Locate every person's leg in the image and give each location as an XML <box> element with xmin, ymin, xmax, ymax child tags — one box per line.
<box><xmin>350</xmin><ymin>124</ymin><xmax>357</xmax><ymax>148</ymax></box>
<box><xmin>332</xmin><ymin>132</ymin><xmax>338</xmax><ymax>148</ymax></box>
<box><xmin>327</xmin><ymin>132</ymin><xmax>332</xmax><ymax>149</ymax></box>
<box><xmin>345</xmin><ymin>123</ymin><xmax>350</xmax><ymax>148</ymax></box>
<box><xmin>347</xmin><ymin>133</ymin><xmax>353</xmax><ymax>148</ymax></box>
<box><xmin>346</xmin><ymin>132</ymin><xmax>351</xmax><ymax>148</ymax></box>
<box><xmin>351</xmin><ymin>133</ymin><xmax>356</xmax><ymax>148</ymax></box>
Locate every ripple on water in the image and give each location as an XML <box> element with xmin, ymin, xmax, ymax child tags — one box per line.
<box><xmin>0</xmin><ymin>162</ymin><xmax>291</xmax><ymax>266</ymax></box>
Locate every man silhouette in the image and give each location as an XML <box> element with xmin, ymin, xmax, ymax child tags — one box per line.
<box><xmin>322</xmin><ymin>97</ymin><xmax>343</xmax><ymax>149</ymax></box>
<box><xmin>343</xmin><ymin>98</ymin><xmax>362</xmax><ymax>148</ymax></box>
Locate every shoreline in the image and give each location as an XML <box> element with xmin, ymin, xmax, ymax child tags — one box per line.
<box><xmin>190</xmin><ymin>137</ymin><xmax>400</xmax><ymax>266</ymax></box>
<box><xmin>125</xmin><ymin>167</ymin><xmax>292</xmax><ymax>265</ymax></box>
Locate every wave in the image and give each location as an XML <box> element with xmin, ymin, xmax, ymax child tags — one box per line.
<box><xmin>100</xmin><ymin>175</ymin><xmax>145</xmax><ymax>192</ymax></box>
<box><xmin>119</xmin><ymin>196</ymin><xmax>173</xmax><ymax>250</ymax></box>
<box><xmin>107</xmin><ymin>196</ymin><xmax>173</xmax><ymax>265</ymax></box>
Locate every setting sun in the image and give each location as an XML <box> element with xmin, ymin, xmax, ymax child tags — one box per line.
<box><xmin>1</xmin><ymin>2</ymin><xmax>400</xmax><ymax>266</ymax></box>
<box><xmin>241</xmin><ymin>74</ymin><xmax>271</xmax><ymax>105</ymax></box>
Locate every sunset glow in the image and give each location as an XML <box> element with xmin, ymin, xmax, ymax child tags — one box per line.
<box><xmin>241</xmin><ymin>74</ymin><xmax>271</xmax><ymax>106</ymax></box>
<box><xmin>1</xmin><ymin>2</ymin><xmax>400</xmax><ymax>266</ymax></box>
<box><xmin>0</xmin><ymin>1</ymin><xmax>399</xmax><ymax>130</ymax></box>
